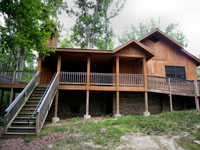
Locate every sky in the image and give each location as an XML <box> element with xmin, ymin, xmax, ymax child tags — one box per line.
<box><xmin>58</xmin><ymin>0</ymin><xmax>200</xmax><ymax>57</ymax></box>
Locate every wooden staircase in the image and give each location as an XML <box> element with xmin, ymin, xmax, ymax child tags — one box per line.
<box><xmin>3</xmin><ymin>85</ymin><xmax>47</xmax><ymax>138</ymax></box>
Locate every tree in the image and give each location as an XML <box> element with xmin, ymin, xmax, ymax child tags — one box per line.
<box><xmin>58</xmin><ymin>30</ymin><xmax>74</xmax><ymax>48</ymax></box>
<box><xmin>118</xmin><ymin>19</ymin><xmax>188</xmax><ymax>47</ymax></box>
<box><xmin>0</xmin><ymin>0</ymin><xmax>63</xmax><ymax>71</ymax></box>
<box><xmin>66</xmin><ymin>0</ymin><xmax>126</xmax><ymax>49</ymax></box>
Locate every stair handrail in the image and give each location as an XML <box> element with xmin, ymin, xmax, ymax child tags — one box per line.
<box><xmin>3</xmin><ymin>71</ymin><xmax>40</xmax><ymax>127</ymax></box>
<box><xmin>28</xmin><ymin>72</ymin><xmax>57</xmax><ymax>125</ymax></box>
<box><xmin>34</xmin><ymin>72</ymin><xmax>58</xmax><ymax>134</ymax></box>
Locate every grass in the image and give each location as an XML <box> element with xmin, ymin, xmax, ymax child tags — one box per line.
<box><xmin>23</xmin><ymin>110</ymin><xmax>200</xmax><ymax>149</ymax></box>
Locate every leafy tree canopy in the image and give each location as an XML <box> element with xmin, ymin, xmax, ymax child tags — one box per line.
<box><xmin>118</xmin><ymin>18</ymin><xmax>188</xmax><ymax>48</ymax></box>
<box><xmin>0</xmin><ymin>0</ymin><xmax>63</xmax><ymax>70</ymax></box>
<box><xmin>65</xmin><ymin>0</ymin><xmax>126</xmax><ymax>49</ymax></box>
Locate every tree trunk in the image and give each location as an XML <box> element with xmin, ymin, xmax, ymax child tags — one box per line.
<box><xmin>17</xmin><ymin>47</ymin><xmax>26</xmax><ymax>80</ymax></box>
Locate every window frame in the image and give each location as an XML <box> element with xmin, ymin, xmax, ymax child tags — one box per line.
<box><xmin>165</xmin><ymin>66</ymin><xmax>186</xmax><ymax>80</ymax></box>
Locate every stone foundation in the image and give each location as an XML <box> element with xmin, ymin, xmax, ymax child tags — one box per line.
<box><xmin>47</xmin><ymin>91</ymin><xmax>196</xmax><ymax>120</ymax></box>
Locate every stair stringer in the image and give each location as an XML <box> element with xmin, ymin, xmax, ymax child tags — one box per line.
<box><xmin>36</xmin><ymin>88</ymin><xmax>57</xmax><ymax>135</ymax></box>
<box><xmin>4</xmin><ymin>83</ymin><xmax>39</xmax><ymax>133</ymax></box>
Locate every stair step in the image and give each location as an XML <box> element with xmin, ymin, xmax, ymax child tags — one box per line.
<box><xmin>2</xmin><ymin>132</ymin><xmax>36</xmax><ymax>138</ymax></box>
<box><xmin>18</xmin><ymin>113</ymin><xmax>36</xmax><ymax>117</ymax></box>
<box><xmin>31</xmin><ymin>93</ymin><xmax>44</xmax><ymax>97</ymax></box>
<box><xmin>7</xmin><ymin>127</ymin><xmax>36</xmax><ymax>133</ymax></box>
<box><xmin>29</xmin><ymin>97</ymin><xmax>42</xmax><ymax>100</ymax></box>
<box><xmin>26</xmin><ymin>101</ymin><xmax>40</xmax><ymax>104</ymax></box>
<box><xmin>23</xmin><ymin>106</ymin><xmax>37</xmax><ymax>109</ymax></box>
<box><xmin>25</xmin><ymin>104</ymin><xmax>38</xmax><ymax>106</ymax></box>
<box><xmin>21</xmin><ymin>109</ymin><xmax>35</xmax><ymax>112</ymax></box>
<box><xmin>11</xmin><ymin>121</ymin><xmax>35</xmax><ymax>127</ymax></box>
<box><xmin>14</xmin><ymin>117</ymin><xmax>36</xmax><ymax>122</ymax></box>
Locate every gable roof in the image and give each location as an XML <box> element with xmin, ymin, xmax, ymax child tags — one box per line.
<box><xmin>56</xmin><ymin>39</ymin><xmax>155</xmax><ymax>58</ymax></box>
<box><xmin>138</xmin><ymin>28</ymin><xmax>200</xmax><ymax>65</ymax></box>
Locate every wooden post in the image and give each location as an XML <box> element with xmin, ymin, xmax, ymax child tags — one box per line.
<box><xmin>168</xmin><ymin>78</ymin><xmax>173</xmax><ymax>112</ymax></box>
<box><xmin>37</xmin><ymin>56</ymin><xmax>42</xmax><ymax>84</ymax></box>
<box><xmin>84</xmin><ymin>56</ymin><xmax>91</xmax><ymax>119</ymax></box>
<box><xmin>36</xmin><ymin>113</ymin><xmax>40</xmax><ymax>136</ymax></box>
<box><xmin>54</xmin><ymin>91</ymin><xmax>59</xmax><ymax>118</ymax></box>
<box><xmin>0</xmin><ymin>89</ymin><xmax>4</xmax><ymax>112</ymax></box>
<box><xmin>52</xmin><ymin>55</ymin><xmax>62</xmax><ymax>123</ymax></box>
<box><xmin>86</xmin><ymin>90</ymin><xmax>90</xmax><ymax>116</ymax></box>
<box><xmin>194</xmin><ymin>80</ymin><xmax>200</xmax><ymax>110</ymax></box>
<box><xmin>57</xmin><ymin>55</ymin><xmax>62</xmax><ymax>83</ymax></box>
<box><xmin>9</xmin><ymin>70</ymin><xmax>16</xmax><ymax>104</ymax></box>
<box><xmin>115</xmin><ymin>56</ymin><xmax>121</xmax><ymax>117</ymax></box>
<box><xmin>143</xmin><ymin>57</ymin><xmax>150</xmax><ymax>116</ymax></box>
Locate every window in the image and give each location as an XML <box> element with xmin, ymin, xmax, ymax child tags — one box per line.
<box><xmin>150</xmin><ymin>36</ymin><xmax>160</xmax><ymax>43</ymax></box>
<box><xmin>165</xmin><ymin>66</ymin><xmax>186</xmax><ymax>80</ymax></box>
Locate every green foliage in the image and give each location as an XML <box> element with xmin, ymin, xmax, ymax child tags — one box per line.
<box><xmin>67</xmin><ymin>0</ymin><xmax>126</xmax><ymax>49</ymax></box>
<box><xmin>118</xmin><ymin>18</ymin><xmax>188</xmax><ymax>47</ymax></box>
<box><xmin>30</xmin><ymin>110</ymin><xmax>200</xmax><ymax>149</ymax></box>
<box><xmin>58</xmin><ymin>30</ymin><xmax>74</xmax><ymax>48</ymax></box>
<box><xmin>0</xmin><ymin>0</ymin><xmax>62</xmax><ymax>70</ymax></box>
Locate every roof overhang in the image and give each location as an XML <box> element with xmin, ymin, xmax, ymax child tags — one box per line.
<box><xmin>138</xmin><ymin>28</ymin><xmax>200</xmax><ymax>66</ymax></box>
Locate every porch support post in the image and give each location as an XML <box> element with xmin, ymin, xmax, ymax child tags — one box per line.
<box><xmin>37</xmin><ymin>56</ymin><xmax>42</xmax><ymax>84</ymax></box>
<box><xmin>194</xmin><ymin>80</ymin><xmax>200</xmax><ymax>110</ymax></box>
<box><xmin>143</xmin><ymin>57</ymin><xmax>150</xmax><ymax>116</ymax></box>
<box><xmin>168</xmin><ymin>78</ymin><xmax>173</xmax><ymax>112</ymax></box>
<box><xmin>84</xmin><ymin>56</ymin><xmax>91</xmax><ymax>119</ymax></box>
<box><xmin>9</xmin><ymin>70</ymin><xmax>16</xmax><ymax>104</ymax></box>
<box><xmin>0</xmin><ymin>89</ymin><xmax>4</xmax><ymax>113</ymax></box>
<box><xmin>52</xmin><ymin>55</ymin><xmax>62</xmax><ymax>123</ymax></box>
<box><xmin>114</xmin><ymin>56</ymin><xmax>121</xmax><ymax>117</ymax></box>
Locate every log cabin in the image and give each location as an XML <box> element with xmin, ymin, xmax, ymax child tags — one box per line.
<box><xmin>0</xmin><ymin>28</ymin><xmax>200</xmax><ymax>136</ymax></box>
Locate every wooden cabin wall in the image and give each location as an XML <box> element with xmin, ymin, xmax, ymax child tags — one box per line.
<box><xmin>113</xmin><ymin>44</ymin><xmax>146</xmax><ymax>74</ymax></box>
<box><xmin>142</xmin><ymin>38</ymin><xmax>198</xmax><ymax>80</ymax></box>
<box><xmin>40</xmin><ymin>59</ymin><xmax>57</xmax><ymax>84</ymax></box>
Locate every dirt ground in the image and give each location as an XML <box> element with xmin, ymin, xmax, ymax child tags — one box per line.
<box><xmin>0</xmin><ymin>117</ymin><xmax>188</xmax><ymax>150</ymax></box>
<box><xmin>0</xmin><ymin>132</ymin><xmax>185</xmax><ymax>150</ymax></box>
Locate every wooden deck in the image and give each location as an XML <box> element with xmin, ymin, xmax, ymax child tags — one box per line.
<box><xmin>59</xmin><ymin>72</ymin><xmax>199</xmax><ymax>97</ymax></box>
<box><xmin>0</xmin><ymin>70</ymin><xmax>199</xmax><ymax>97</ymax></box>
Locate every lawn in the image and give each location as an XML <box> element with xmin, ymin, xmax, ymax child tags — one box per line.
<box><xmin>1</xmin><ymin>110</ymin><xmax>200</xmax><ymax>150</ymax></box>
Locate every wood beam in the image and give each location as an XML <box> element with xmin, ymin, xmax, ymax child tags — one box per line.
<box><xmin>194</xmin><ymin>80</ymin><xmax>200</xmax><ymax>110</ymax></box>
<box><xmin>86</xmin><ymin>90</ymin><xmax>90</xmax><ymax>116</ymax></box>
<box><xmin>86</xmin><ymin>56</ymin><xmax>91</xmax><ymax>90</ymax></box>
<box><xmin>54</xmin><ymin>90</ymin><xmax>59</xmax><ymax>118</ymax></box>
<box><xmin>0</xmin><ymin>89</ymin><xmax>4</xmax><ymax>113</ymax></box>
<box><xmin>116</xmin><ymin>56</ymin><xmax>119</xmax><ymax>91</ymax></box>
<box><xmin>116</xmin><ymin>91</ymin><xmax>120</xmax><ymax>115</ymax></box>
<box><xmin>115</xmin><ymin>56</ymin><xmax>120</xmax><ymax>116</ymax></box>
<box><xmin>57</xmin><ymin>55</ymin><xmax>62</xmax><ymax>83</ymax></box>
<box><xmin>168</xmin><ymin>78</ymin><xmax>173</xmax><ymax>112</ymax></box>
<box><xmin>53</xmin><ymin>55</ymin><xmax>62</xmax><ymax>119</ymax></box>
<box><xmin>37</xmin><ymin>56</ymin><xmax>42</xmax><ymax>84</ymax></box>
<box><xmin>143</xmin><ymin>57</ymin><xmax>149</xmax><ymax>115</ymax></box>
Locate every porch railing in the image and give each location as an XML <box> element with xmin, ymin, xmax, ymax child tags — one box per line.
<box><xmin>60</xmin><ymin>72</ymin><xmax>86</xmax><ymax>85</ymax></box>
<box><xmin>3</xmin><ymin>72</ymin><xmax>40</xmax><ymax>128</ymax></box>
<box><xmin>120</xmin><ymin>74</ymin><xmax>144</xmax><ymax>87</ymax></box>
<box><xmin>90</xmin><ymin>73</ymin><xmax>116</xmax><ymax>86</ymax></box>
<box><xmin>36</xmin><ymin>72</ymin><xmax>58</xmax><ymax>135</ymax></box>
<box><xmin>0</xmin><ymin>70</ymin><xmax>37</xmax><ymax>83</ymax></box>
<box><xmin>148</xmin><ymin>75</ymin><xmax>195</xmax><ymax>95</ymax></box>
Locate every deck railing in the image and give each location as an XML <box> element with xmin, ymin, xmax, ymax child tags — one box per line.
<box><xmin>3</xmin><ymin>72</ymin><xmax>40</xmax><ymax>129</ymax></box>
<box><xmin>148</xmin><ymin>75</ymin><xmax>195</xmax><ymax>95</ymax></box>
<box><xmin>36</xmin><ymin>72</ymin><xmax>58</xmax><ymax>135</ymax></box>
<box><xmin>0</xmin><ymin>70</ymin><xmax>36</xmax><ymax>83</ymax></box>
<box><xmin>90</xmin><ymin>73</ymin><xmax>116</xmax><ymax>86</ymax></box>
<box><xmin>120</xmin><ymin>74</ymin><xmax>144</xmax><ymax>87</ymax></box>
<box><xmin>60</xmin><ymin>72</ymin><xmax>87</xmax><ymax>85</ymax></box>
